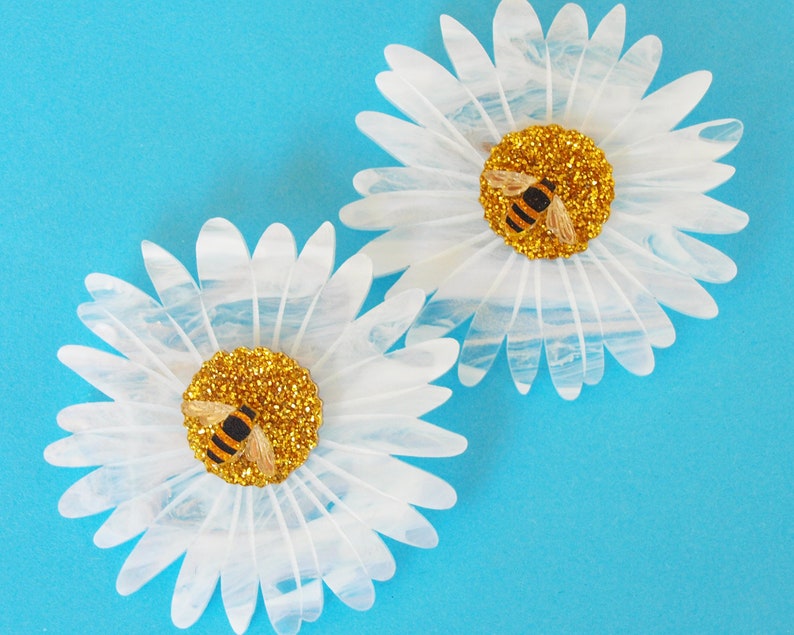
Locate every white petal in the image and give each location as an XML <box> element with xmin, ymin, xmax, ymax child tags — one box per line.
<box><xmin>582</xmin><ymin>35</ymin><xmax>662</xmax><ymax>142</ymax></box>
<box><xmin>196</xmin><ymin>218</ymin><xmax>256</xmax><ymax>351</ymax></box>
<box><xmin>568</xmin><ymin>255</ymin><xmax>605</xmax><ymax>386</ymax></box>
<box><xmin>319</xmin><ymin>339</ymin><xmax>458</xmax><ymax>405</ymax></box>
<box><xmin>545</xmin><ymin>3</ymin><xmax>589</xmax><ymax>121</ymax></box>
<box><xmin>388</xmin><ymin>228</ymin><xmax>496</xmax><ymax>297</ymax></box>
<box><xmin>340</xmin><ymin>190</ymin><xmax>482</xmax><ymax>230</ymax></box>
<box><xmin>310</xmin><ymin>288</ymin><xmax>424</xmax><ymax>380</ymax></box>
<box><xmin>357</xmin><ymin>110</ymin><xmax>483</xmax><ymax>172</ymax></box>
<box><xmin>538</xmin><ymin>258</ymin><xmax>586</xmax><ymax>400</ymax></box>
<box><xmin>458</xmin><ymin>252</ymin><xmax>521</xmax><ymax>386</ymax></box>
<box><xmin>272</xmin><ymin>222</ymin><xmax>336</xmax><ymax>353</ymax></box>
<box><xmin>116</xmin><ymin>475</ymin><xmax>225</xmax><ymax>595</ymax></box>
<box><xmin>290</xmin><ymin>253</ymin><xmax>372</xmax><ymax>366</ymax></box>
<box><xmin>360</xmin><ymin>218</ymin><xmax>490</xmax><ymax>277</ymax></box>
<box><xmin>492</xmin><ymin>0</ymin><xmax>547</xmax><ymax>125</ymax></box>
<box><xmin>251</xmin><ymin>223</ymin><xmax>297</xmax><ymax>350</ymax></box>
<box><xmin>608</xmin><ymin>215</ymin><xmax>738</xmax><ymax>283</ymax></box>
<box><xmin>407</xmin><ymin>238</ymin><xmax>507</xmax><ymax>343</ymax></box>
<box><xmin>563</xmin><ymin>4</ymin><xmax>625</xmax><ymax>129</ymax></box>
<box><xmin>58</xmin><ymin>345</ymin><xmax>181</xmax><ymax>405</ymax></box>
<box><xmin>45</xmin><ymin>425</ymin><xmax>185</xmax><ymax>467</ymax></box>
<box><xmin>314</xmin><ymin>446</ymin><xmax>457</xmax><ymax>510</ymax></box>
<box><xmin>273</xmin><ymin>484</ymin><xmax>324</xmax><ymax>626</ymax></box>
<box><xmin>142</xmin><ymin>240</ymin><xmax>219</xmax><ymax>357</ymax></box>
<box><xmin>323</xmin><ymin>384</ymin><xmax>453</xmax><ymax>418</ymax></box>
<box><xmin>58</xmin><ymin>451</ymin><xmax>197</xmax><ymax>519</ymax></box>
<box><xmin>93</xmin><ymin>466</ymin><xmax>203</xmax><ymax>548</ymax></box>
<box><xmin>375</xmin><ymin>70</ymin><xmax>483</xmax><ymax>162</ymax></box>
<box><xmin>56</xmin><ymin>401</ymin><xmax>180</xmax><ymax>433</ymax></box>
<box><xmin>305</xmin><ymin>452</ymin><xmax>439</xmax><ymax>548</ymax></box>
<box><xmin>220</xmin><ymin>489</ymin><xmax>260</xmax><ymax>635</ymax></box>
<box><xmin>298</xmin><ymin>468</ymin><xmax>396</xmax><ymax>583</ymax></box>
<box><xmin>600</xmin><ymin>71</ymin><xmax>712</xmax><ymax>150</ymax></box>
<box><xmin>617</xmin><ymin>161</ymin><xmax>735</xmax><ymax>193</ymax></box>
<box><xmin>506</xmin><ymin>260</ymin><xmax>543</xmax><ymax>394</ymax></box>
<box><xmin>321</xmin><ymin>413</ymin><xmax>466</xmax><ymax>458</ymax></box>
<box><xmin>611</xmin><ymin>119</ymin><xmax>744</xmax><ymax>175</ymax></box>
<box><xmin>579</xmin><ymin>248</ymin><xmax>657</xmax><ymax>374</ymax></box>
<box><xmin>350</xmin><ymin>165</ymin><xmax>478</xmax><ymax>197</ymax></box>
<box><xmin>589</xmin><ymin>240</ymin><xmax>677</xmax><ymax>347</ymax></box>
<box><xmin>82</xmin><ymin>273</ymin><xmax>201</xmax><ymax>384</ymax></box>
<box><xmin>172</xmin><ymin>479</ymin><xmax>240</xmax><ymax>629</ymax></box>
<box><xmin>441</xmin><ymin>14</ymin><xmax>515</xmax><ymax>132</ymax></box>
<box><xmin>613</xmin><ymin>184</ymin><xmax>748</xmax><ymax>235</ymax></box>
<box><xmin>289</xmin><ymin>472</ymin><xmax>375</xmax><ymax>611</ymax></box>
<box><xmin>253</xmin><ymin>486</ymin><xmax>312</xmax><ymax>635</ymax></box>
<box><xmin>385</xmin><ymin>44</ymin><xmax>501</xmax><ymax>148</ymax></box>
<box><xmin>598</xmin><ymin>227</ymin><xmax>718</xmax><ymax>318</ymax></box>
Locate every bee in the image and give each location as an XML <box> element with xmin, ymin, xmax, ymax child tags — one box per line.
<box><xmin>483</xmin><ymin>170</ymin><xmax>577</xmax><ymax>244</ymax></box>
<box><xmin>181</xmin><ymin>400</ymin><xmax>276</xmax><ymax>477</ymax></box>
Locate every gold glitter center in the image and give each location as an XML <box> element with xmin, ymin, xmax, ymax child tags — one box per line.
<box><xmin>183</xmin><ymin>347</ymin><xmax>322</xmax><ymax>487</ymax></box>
<box><xmin>480</xmin><ymin>124</ymin><xmax>614</xmax><ymax>259</ymax></box>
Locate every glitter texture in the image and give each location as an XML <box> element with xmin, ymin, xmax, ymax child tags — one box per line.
<box><xmin>183</xmin><ymin>347</ymin><xmax>322</xmax><ymax>487</ymax></box>
<box><xmin>480</xmin><ymin>124</ymin><xmax>614</xmax><ymax>260</ymax></box>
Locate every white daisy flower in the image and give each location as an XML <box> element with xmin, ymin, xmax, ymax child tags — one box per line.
<box><xmin>341</xmin><ymin>0</ymin><xmax>748</xmax><ymax>399</ymax></box>
<box><xmin>45</xmin><ymin>218</ymin><xmax>465</xmax><ymax>635</ymax></box>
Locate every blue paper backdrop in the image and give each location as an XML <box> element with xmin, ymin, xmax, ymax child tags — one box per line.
<box><xmin>1</xmin><ymin>1</ymin><xmax>791</xmax><ymax>633</ymax></box>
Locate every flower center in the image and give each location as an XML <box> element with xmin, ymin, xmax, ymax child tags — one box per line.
<box><xmin>479</xmin><ymin>124</ymin><xmax>614</xmax><ymax>260</ymax></box>
<box><xmin>182</xmin><ymin>347</ymin><xmax>323</xmax><ymax>487</ymax></box>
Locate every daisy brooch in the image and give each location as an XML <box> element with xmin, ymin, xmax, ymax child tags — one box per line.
<box><xmin>45</xmin><ymin>219</ymin><xmax>466</xmax><ymax>634</ymax></box>
<box><xmin>341</xmin><ymin>0</ymin><xmax>748</xmax><ymax>399</ymax></box>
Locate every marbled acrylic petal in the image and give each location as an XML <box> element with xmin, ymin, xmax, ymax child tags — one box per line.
<box><xmin>116</xmin><ymin>475</ymin><xmax>224</xmax><ymax>595</ymax></box>
<box><xmin>458</xmin><ymin>252</ymin><xmax>521</xmax><ymax>386</ymax></box>
<box><xmin>341</xmin><ymin>190</ymin><xmax>482</xmax><ymax>230</ymax></box>
<box><xmin>539</xmin><ymin>258</ymin><xmax>586</xmax><ymax>400</ymax></box>
<box><xmin>321</xmin><ymin>414</ymin><xmax>466</xmax><ymax>458</ymax></box>
<box><xmin>196</xmin><ymin>218</ymin><xmax>256</xmax><ymax>351</ymax></box>
<box><xmin>505</xmin><ymin>261</ymin><xmax>543</xmax><ymax>394</ymax></box>
<box><xmin>442</xmin><ymin>14</ymin><xmax>515</xmax><ymax>132</ymax></box>
<box><xmin>83</xmin><ymin>273</ymin><xmax>201</xmax><ymax>384</ymax></box>
<box><xmin>142</xmin><ymin>240</ymin><xmax>219</xmax><ymax>357</ymax></box>
<box><xmin>385</xmin><ymin>44</ymin><xmax>501</xmax><ymax>148</ymax></box>
<box><xmin>58</xmin><ymin>345</ymin><xmax>181</xmax><ymax>405</ymax></box>
<box><xmin>220</xmin><ymin>489</ymin><xmax>260</xmax><ymax>635</ymax></box>
<box><xmin>357</xmin><ymin>111</ymin><xmax>483</xmax><ymax>172</ymax></box>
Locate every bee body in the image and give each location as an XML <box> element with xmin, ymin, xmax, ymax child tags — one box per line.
<box><xmin>506</xmin><ymin>177</ymin><xmax>557</xmax><ymax>233</ymax></box>
<box><xmin>206</xmin><ymin>404</ymin><xmax>257</xmax><ymax>465</ymax></box>
<box><xmin>181</xmin><ymin>400</ymin><xmax>277</xmax><ymax>477</ymax></box>
<box><xmin>484</xmin><ymin>170</ymin><xmax>577</xmax><ymax>245</ymax></box>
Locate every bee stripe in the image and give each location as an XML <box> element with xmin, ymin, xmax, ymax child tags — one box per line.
<box><xmin>505</xmin><ymin>215</ymin><xmax>524</xmax><ymax>232</ymax></box>
<box><xmin>210</xmin><ymin>433</ymin><xmax>237</xmax><ymax>457</ymax></box>
<box><xmin>511</xmin><ymin>203</ymin><xmax>537</xmax><ymax>226</ymax></box>
<box><xmin>206</xmin><ymin>448</ymin><xmax>224</xmax><ymax>464</ymax></box>
<box><xmin>222</xmin><ymin>413</ymin><xmax>252</xmax><ymax>442</ymax></box>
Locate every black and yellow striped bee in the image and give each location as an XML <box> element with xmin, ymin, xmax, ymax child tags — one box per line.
<box><xmin>484</xmin><ymin>170</ymin><xmax>577</xmax><ymax>244</ymax></box>
<box><xmin>181</xmin><ymin>400</ymin><xmax>276</xmax><ymax>477</ymax></box>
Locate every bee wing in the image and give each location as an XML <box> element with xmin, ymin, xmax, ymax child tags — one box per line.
<box><xmin>244</xmin><ymin>426</ymin><xmax>277</xmax><ymax>477</ymax></box>
<box><xmin>483</xmin><ymin>170</ymin><xmax>538</xmax><ymax>197</ymax></box>
<box><xmin>181</xmin><ymin>400</ymin><xmax>237</xmax><ymax>426</ymax></box>
<box><xmin>546</xmin><ymin>196</ymin><xmax>577</xmax><ymax>245</ymax></box>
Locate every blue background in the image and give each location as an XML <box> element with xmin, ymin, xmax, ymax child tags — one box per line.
<box><xmin>1</xmin><ymin>1</ymin><xmax>792</xmax><ymax>633</ymax></box>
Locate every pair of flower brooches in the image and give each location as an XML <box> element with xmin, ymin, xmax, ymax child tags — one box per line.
<box><xmin>45</xmin><ymin>2</ymin><xmax>747</xmax><ymax>634</ymax></box>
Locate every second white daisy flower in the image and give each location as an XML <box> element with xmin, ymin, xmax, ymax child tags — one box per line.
<box><xmin>341</xmin><ymin>0</ymin><xmax>748</xmax><ymax>399</ymax></box>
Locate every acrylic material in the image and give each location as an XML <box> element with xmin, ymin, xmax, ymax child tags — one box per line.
<box><xmin>341</xmin><ymin>0</ymin><xmax>748</xmax><ymax>400</ymax></box>
<box><xmin>45</xmin><ymin>219</ymin><xmax>466</xmax><ymax>635</ymax></box>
